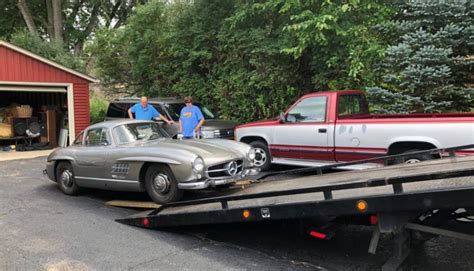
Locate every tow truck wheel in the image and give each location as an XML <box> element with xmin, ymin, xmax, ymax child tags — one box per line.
<box><xmin>56</xmin><ymin>162</ymin><xmax>80</xmax><ymax>195</ymax></box>
<box><xmin>249</xmin><ymin>140</ymin><xmax>271</xmax><ymax>171</ymax></box>
<box><xmin>145</xmin><ymin>164</ymin><xmax>183</xmax><ymax>204</ymax></box>
<box><xmin>395</xmin><ymin>149</ymin><xmax>433</xmax><ymax>165</ymax></box>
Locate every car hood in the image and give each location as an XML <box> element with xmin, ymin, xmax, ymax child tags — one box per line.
<box><xmin>201</xmin><ymin>119</ymin><xmax>237</xmax><ymax>131</ymax></box>
<box><xmin>130</xmin><ymin>139</ymin><xmax>249</xmax><ymax>165</ymax></box>
<box><xmin>236</xmin><ymin>118</ymin><xmax>280</xmax><ymax>129</ymax></box>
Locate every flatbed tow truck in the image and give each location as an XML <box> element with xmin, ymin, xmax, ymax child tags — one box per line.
<box><xmin>117</xmin><ymin>145</ymin><xmax>474</xmax><ymax>270</ymax></box>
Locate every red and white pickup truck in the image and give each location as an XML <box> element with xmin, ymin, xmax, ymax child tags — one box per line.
<box><xmin>235</xmin><ymin>90</ymin><xmax>474</xmax><ymax>170</ymax></box>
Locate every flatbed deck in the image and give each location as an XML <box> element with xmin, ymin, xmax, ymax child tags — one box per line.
<box><xmin>118</xmin><ymin>155</ymin><xmax>474</xmax><ymax>226</ymax></box>
<box><xmin>117</xmin><ymin>146</ymin><xmax>474</xmax><ymax>270</ymax></box>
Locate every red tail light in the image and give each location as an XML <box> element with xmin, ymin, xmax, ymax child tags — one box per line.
<box><xmin>370</xmin><ymin>215</ymin><xmax>378</xmax><ymax>225</ymax></box>
<box><xmin>309</xmin><ymin>230</ymin><xmax>327</xmax><ymax>239</ymax></box>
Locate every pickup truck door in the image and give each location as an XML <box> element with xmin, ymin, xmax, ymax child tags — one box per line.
<box><xmin>272</xmin><ymin>96</ymin><xmax>331</xmax><ymax>161</ymax></box>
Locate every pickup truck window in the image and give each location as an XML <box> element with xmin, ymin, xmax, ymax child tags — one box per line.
<box><xmin>286</xmin><ymin>96</ymin><xmax>327</xmax><ymax>123</ymax></box>
<box><xmin>338</xmin><ymin>94</ymin><xmax>368</xmax><ymax>117</ymax></box>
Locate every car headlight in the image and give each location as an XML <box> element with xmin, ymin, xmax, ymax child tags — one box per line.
<box><xmin>201</xmin><ymin>130</ymin><xmax>215</xmax><ymax>138</ymax></box>
<box><xmin>193</xmin><ymin>157</ymin><xmax>205</xmax><ymax>172</ymax></box>
<box><xmin>248</xmin><ymin>148</ymin><xmax>256</xmax><ymax>160</ymax></box>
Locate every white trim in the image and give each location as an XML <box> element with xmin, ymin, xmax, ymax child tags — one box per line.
<box><xmin>0</xmin><ymin>40</ymin><xmax>98</xmax><ymax>83</ymax></box>
<box><xmin>0</xmin><ymin>81</ymin><xmax>78</xmax><ymax>86</ymax></box>
<box><xmin>0</xmin><ymin>86</ymin><xmax>67</xmax><ymax>93</ymax></box>
<box><xmin>0</xmin><ymin>81</ymin><xmax>76</xmax><ymax>146</ymax></box>
<box><xmin>66</xmin><ymin>83</ymin><xmax>75</xmax><ymax>145</ymax></box>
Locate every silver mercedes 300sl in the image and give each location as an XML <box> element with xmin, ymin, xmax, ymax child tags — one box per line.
<box><xmin>45</xmin><ymin>119</ymin><xmax>258</xmax><ymax>204</ymax></box>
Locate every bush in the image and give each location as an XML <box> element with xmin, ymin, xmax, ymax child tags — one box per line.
<box><xmin>90</xmin><ymin>94</ymin><xmax>108</xmax><ymax>124</ymax></box>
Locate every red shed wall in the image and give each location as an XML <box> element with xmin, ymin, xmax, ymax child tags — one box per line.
<box><xmin>0</xmin><ymin>45</ymin><xmax>90</xmax><ymax>135</ymax></box>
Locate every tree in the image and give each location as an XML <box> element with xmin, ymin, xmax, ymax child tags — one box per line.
<box><xmin>372</xmin><ymin>1</ymin><xmax>474</xmax><ymax>113</ymax></box>
<box><xmin>91</xmin><ymin>0</ymin><xmax>394</xmax><ymax>122</ymax></box>
<box><xmin>0</xmin><ymin>0</ymin><xmax>145</xmax><ymax>57</ymax></box>
<box><xmin>9</xmin><ymin>30</ymin><xmax>84</xmax><ymax>72</ymax></box>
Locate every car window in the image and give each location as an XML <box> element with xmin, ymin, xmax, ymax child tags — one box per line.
<box><xmin>106</xmin><ymin>103</ymin><xmax>128</xmax><ymax>118</ymax></box>
<box><xmin>286</xmin><ymin>96</ymin><xmax>327</xmax><ymax>123</ymax></box>
<box><xmin>338</xmin><ymin>94</ymin><xmax>368</xmax><ymax>117</ymax></box>
<box><xmin>72</xmin><ymin>131</ymin><xmax>84</xmax><ymax>145</ymax></box>
<box><xmin>85</xmin><ymin>128</ymin><xmax>110</xmax><ymax>146</ymax></box>
<box><xmin>114</xmin><ymin>122</ymin><xmax>169</xmax><ymax>144</ymax></box>
<box><xmin>163</xmin><ymin>102</ymin><xmax>216</xmax><ymax>121</ymax></box>
<box><xmin>151</xmin><ymin>104</ymin><xmax>167</xmax><ymax>119</ymax></box>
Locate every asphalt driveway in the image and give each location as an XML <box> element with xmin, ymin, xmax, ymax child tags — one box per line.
<box><xmin>1</xmin><ymin>156</ymin><xmax>473</xmax><ymax>270</ymax></box>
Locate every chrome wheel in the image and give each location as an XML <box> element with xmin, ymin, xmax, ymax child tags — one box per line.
<box><xmin>405</xmin><ymin>158</ymin><xmax>421</xmax><ymax>164</ymax></box>
<box><xmin>60</xmin><ymin>169</ymin><xmax>73</xmax><ymax>187</ymax></box>
<box><xmin>152</xmin><ymin>173</ymin><xmax>171</xmax><ymax>194</ymax></box>
<box><xmin>254</xmin><ymin>148</ymin><xmax>267</xmax><ymax>167</ymax></box>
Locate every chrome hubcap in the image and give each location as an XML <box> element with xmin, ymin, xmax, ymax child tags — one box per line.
<box><xmin>405</xmin><ymin>158</ymin><xmax>421</xmax><ymax>164</ymax></box>
<box><xmin>153</xmin><ymin>173</ymin><xmax>170</xmax><ymax>194</ymax></box>
<box><xmin>254</xmin><ymin>148</ymin><xmax>267</xmax><ymax>167</ymax></box>
<box><xmin>60</xmin><ymin>169</ymin><xmax>73</xmax><ymax>187</ymax></box>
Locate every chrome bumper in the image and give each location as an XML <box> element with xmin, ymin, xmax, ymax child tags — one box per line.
<box><xmin>178</xmin><ymin>168</ymin><xmax>260</xmax><ymax>190</ymax></box>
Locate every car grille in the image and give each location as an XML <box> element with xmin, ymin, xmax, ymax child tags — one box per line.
<box><xmin>207</xmin><ymin>160</ymin><xmax>243</xmax><ymax>178</ymax></box>
<box><xmin>215</xmin><ymin>129</ymin><xmax>234</xmax><ymax>138</ymax></box>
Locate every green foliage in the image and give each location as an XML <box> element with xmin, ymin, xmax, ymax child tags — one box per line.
<box><xmin>92</xmin><ymin>0</ymin><xmax>392</xmax><ymax>123</ymax></box>
<box><xmin>90</xmin><ymin>94</ymin><xmax>109</xmax><ymax>124</ymax></box>
<box><xmin>376</xmin><ymin>1</ymin><xmax>474</xmax><ymax>112</ymax></box>
<box><xmin>365</xmin><ymin>87</ymin><xmax>421</xmax><ymax>114</ymax></box>
<box><xmin>0</xmin><ymin>0</ymin><xmax>25</xmax><ymax>39</ymax></box>
<box><xmin>9</xmin><ymin>30</ymin><xmax>85</xmax><ymax>72</ymax></box>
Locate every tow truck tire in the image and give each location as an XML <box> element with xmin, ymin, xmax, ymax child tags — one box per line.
<box><xmin>395</xmin><ymin>149</ymin><xmax>433</xmax><ymax>165</ymax></box>
<box><xmin>56</xmin><ymin>161</ymin><xmax>80</xmax><ymax>195</ymax></box>
<box><xmin>249</xmin><ymin>140</ymin><xmax>271</xmax><ymax>171</ymax></box>
<box><xmin>145</xmin><ymin>164</ymin><xmax>183</xmax><ymax>204</ymax></box>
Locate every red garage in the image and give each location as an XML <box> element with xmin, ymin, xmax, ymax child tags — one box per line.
<box><xmin>0</xmin><ymin>40</ymin><xmax>96</xmax><ymax>148</ymax></box>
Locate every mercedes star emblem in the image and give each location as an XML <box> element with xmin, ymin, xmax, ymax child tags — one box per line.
<box><xmin>226</xmin><ymin>161</ymin><xmax>238</xmax><ymax>176</ymax></box>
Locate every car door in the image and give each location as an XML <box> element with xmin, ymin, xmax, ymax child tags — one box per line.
<box><xmin>272</xmin><ymin>96</ymin><xmax>330</xmax><ymax>161</ymax></box>
<box><xmin>73</xmin><ymin>127</ymin><xmax>111</xmax><ymax>179</ymax></box>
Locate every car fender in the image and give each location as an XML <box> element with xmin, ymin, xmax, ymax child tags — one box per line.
<box><xmin>117</xmin><ymin>156</ymin><xmax>182</xmax><ymax>165</ymax></box>
<box><xmin>48</xmin><ymin>155</ymin><xmax>75</xmax><ymax>163</ymax></box>
<box><xmin>237</xmin><ymin>129</ymin><xmax>273</xmax><ymax>146</ymax></box>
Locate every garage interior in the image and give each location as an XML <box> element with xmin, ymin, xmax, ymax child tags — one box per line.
<box><xmin>0</xmin><ymin>85</ymin><xmax>70</xmax><ymax>151</ymax></box>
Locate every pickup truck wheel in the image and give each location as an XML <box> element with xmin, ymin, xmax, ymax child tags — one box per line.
<box><xmin>56</xmin><ymin>162</ymin><xmax>80</xmax><ymax>195</ymax></box>
<box><xmin>145</xmin><ymin>164</ymin><xmax>183</xmax><ymax>204</ymax></box>
<box><xmin>249</xmin><ymin>140</ymin><xmax>271</xmax><ymax>171</ymax></box>
<box><xmin>395</xmin><ymin>149</ymin><xmax>432</xmax><ymax>165</ymax></box>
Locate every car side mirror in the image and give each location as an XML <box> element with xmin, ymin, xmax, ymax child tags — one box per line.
<box><xmin>286</xmin><ymin>114</ymin><xmax>297</xmax><ymax>123</ymax></box>
<box><xmin>279</xmin><ymin>112</ymin><xmax>286</xmax><ymax>123</ymax></box>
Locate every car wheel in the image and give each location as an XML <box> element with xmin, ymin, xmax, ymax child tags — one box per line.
<box><xmin>145</xmin><ymin>164</ymin><xmax>183</xmax><ymax>204</ymax></box>
<box><xmin>394</xmin><ymin>149</ymin><xmax>433</xmax><ymax>165</ymax></box>
<box><xmin>55</xmin><ymin>161</ymin><xmax>80</xmax><ymax>195</ymax></box>
<box><xmin>249</xmin><ymin>140</ymin><xmax>271</xmax><ymax>171</ymax></box>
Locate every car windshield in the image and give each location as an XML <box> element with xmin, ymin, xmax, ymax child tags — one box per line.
<box><xmin>114</xmin><ymin>122</ymin><xmax>169</xmax><ymax>144</ymax></box>
<box><xmin>164</xmin><ymin>102</ymin><xmax>216</xmax><ymax>121</ymax></box>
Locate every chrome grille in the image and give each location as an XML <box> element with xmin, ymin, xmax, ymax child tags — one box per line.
<box><xmin>207</xmin><ymin>160</ymin><xmax>243</xmax><ymax>178</ymax></box>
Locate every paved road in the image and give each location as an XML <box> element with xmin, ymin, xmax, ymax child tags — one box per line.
<box><xmin>1</xmin><ymin>157</ymin><xmax>473</xmax><ymax>270</ymax></box>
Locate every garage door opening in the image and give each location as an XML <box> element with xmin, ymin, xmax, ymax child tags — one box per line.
<box><xmin>0</xmin><ymin>84</ymin><xmax>75</xmax><ymax>150</ymax></box>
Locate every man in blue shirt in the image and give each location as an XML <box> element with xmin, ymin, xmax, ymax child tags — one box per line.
<box><xmin>128</xmin><ymin>96</ymin><xmax>173</xmax><ymax>124</ymax></box>
<box><xmin>179</xmin><ymin>96</ymin><xmax>205</xmax><ymax>139</ymax></box>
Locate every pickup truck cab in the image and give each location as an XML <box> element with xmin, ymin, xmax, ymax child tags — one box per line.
<box><xmin>235</xmin><ymin>90</ymin><xmax>474</xmax><ymax>170</ymax></box>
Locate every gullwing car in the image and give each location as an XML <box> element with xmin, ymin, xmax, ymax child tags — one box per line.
<box><xmin>45</xmin><ymin>119</ymin><xmax>258</xmax><ymax>204</ymax></box>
